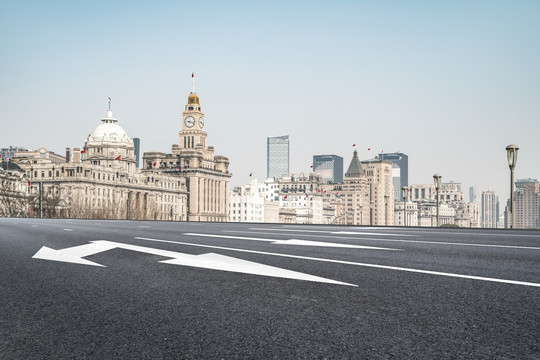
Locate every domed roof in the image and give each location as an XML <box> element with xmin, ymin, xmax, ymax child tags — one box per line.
<box><xmin>86</xmin><ymin>109</ymin><xmax>132</xmax><ymax>145</ymax></box>
<box><xmin>188</xmin><ymin>92</ymin><xmax>200</xmax><ymax>105</ymax></box>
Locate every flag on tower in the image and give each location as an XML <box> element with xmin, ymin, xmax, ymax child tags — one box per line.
<box><xmin>153</xmin><ymin>162</ymin><xmax>156</xmax><ymax>167</ymax></box>
<box><xmin>249</xmin><ymin>173</ymin><xmax>252</xmax><ymax>177</ymax></box>
<box><xmin>368</xmin><ymin>147</ymin><xmax>371</xmax><ymax>151</ymax></box>
<box><xmin>28</xmin><ymin>181</ymin><xmax>31</xmax><ymax>187</ymax></box>
<box><xmin>310</xmin><ymin>165</ymin><xmax>313</xmax><ymax>168</ymax></box>
<box><xmin>81</xmin><ymin>149</ymin><xmax>86</xmax><ymax>154</ymax></box>
<box><xmin>115</xmin><ymin>155</ymin><xmax>121</xmax><ymax>160</ymax></box>
<box><xmin>284</xmin><ymin>195</ymin><xmax>288</xmax><ymax>199</ymax></box>
<box><xmin>192</xmin><ymin>72</ymin><xmax>194</xmax><ymax>78</ymax></box>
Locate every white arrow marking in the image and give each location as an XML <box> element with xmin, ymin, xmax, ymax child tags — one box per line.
<box><xmin>134</xmin><ymin>237</ymin><xmax>540</xmax><ymax>288</ymax></box>
<box><xmin>183</xmin><ymin>233</ymin><xmax>400</xmax><ymax>250</ymax></box>
<box><xmin>32</xmin><ymin>240</ymin><xmax>355</xmax><ymax>286</ymax></box>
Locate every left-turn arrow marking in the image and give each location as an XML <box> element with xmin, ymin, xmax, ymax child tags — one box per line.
<box><xmin>32</xmin><ymin>240</ymin><xmax>356</xmax><ymax>286</ymax></box>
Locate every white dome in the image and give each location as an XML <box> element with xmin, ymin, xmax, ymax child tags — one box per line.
<box><xmin>86</xmin><ymin>110</ymin><xmax>132</xmax><ymax>145</ymax></box>
<box><xmin>89</xmin><ymin>122</ymin><xmax>129</xmax><ymax>141</ymax></box>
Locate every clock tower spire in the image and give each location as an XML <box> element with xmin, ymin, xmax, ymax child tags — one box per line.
<box><xmin>179</xmin><ymin>74</ymin><xmax>206</xmax><ymax>150</ymax></box>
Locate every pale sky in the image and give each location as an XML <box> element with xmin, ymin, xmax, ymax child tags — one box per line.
<box><xmin>1</xmin><ymin>0</ymin><xmax>539</xmax><ymax>203</ymax></box>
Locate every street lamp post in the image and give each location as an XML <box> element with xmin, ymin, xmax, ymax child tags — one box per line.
<box><xmin>506</xmin><ymin>144</ymin><xmax>519</xmax><ymax>229</ymax></box>
<box><xmin>359</xmin><ymin>205</ymin><xmax>363</xmax><ymax>226</ymax></box>
<box><xmin>433</xmin><ymin>174</ymin><xmax>442</xmax><ymax>227</ymax></box>
<box><xmin>370</xmin><ymin>201</ymin><xmax>374</xmax><ymax>226</ymax></box>
<box><xmin>401</xmin><ymin>186</ymin><xmax>408</xmax><ymax>227</ymax></box>
<box><xmin>384</xmin><ymin>195</ymin><xmax>389</xmax><ymax>226</ymax></box>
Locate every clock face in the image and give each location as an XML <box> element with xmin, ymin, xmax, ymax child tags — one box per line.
<box><xmin>198</xmin><ymin>117</ymin><xmax>204</xmax><ymax>128</ymax></box>
<box><xmin>184</xmin><ymin>116</ymin><xmax>195</xmax><ymax>128</ymax></box>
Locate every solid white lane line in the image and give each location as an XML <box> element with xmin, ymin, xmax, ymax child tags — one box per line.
<box><xmin>138</xmin><ymin>226</ymin><xmax>151</xmax><ymax>228</ymax></box>
<box><xmin>276</xmin><ymin>225</ymin><xmax>540</xmax><ymax>238</ymax></box>
<box><xmin>366</xmin><ymin>229</ymin><xmax>540</xmax><ymax>238</ymax></box>
<box><xmin>250</xmin><ymin>228</ymin><xmax>412</xmax><ymax>237</ymax></box>
<box><xmin>223</xmin><ymin>230</ymin><xmax>540</xmax><ymax>250</ymax></box>
<box><xmin>63</xmin><ymin>229</ymin><xmax>73</xmax><ymax>231</ymax></box>
<box><xmin>183</xmin><ymin>233</ymin><xmax>399</xmax><ymax>250</ymax></box>
<box><xmin>134</xmin><ymin>237</ymin><xmax>540</xmax><ymax>288</ymax></box>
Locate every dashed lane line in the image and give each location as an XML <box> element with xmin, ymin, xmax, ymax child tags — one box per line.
<box><xmin>225</xmin><ymin>230</ymin><xmax>540</xmax><ymax>250</ymax></box>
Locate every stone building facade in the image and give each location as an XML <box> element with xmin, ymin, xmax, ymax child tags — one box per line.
<box><xmin>11</xmin><ymin>104</ymin><xmax>188</xmax><ymax>220</ymax></box>
<box><xmin>143</xmin><ymin>89</ymin><xmax>231</xmax><ymax>222</ymax></box>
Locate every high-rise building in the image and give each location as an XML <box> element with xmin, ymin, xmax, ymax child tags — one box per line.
<box><xmin>313</xmin><ymin>155</ymin><xmax>343</xmax><ymax>184</ymax></box>
<box><xmin>469</xmin><ymin>186</ymin><xmax>477</xmax><ymax>203</ymax></box>
<box><xmin>267</xmin><ymin>135</ymin><xmax>289</xmax><ymax>178</ymax></box>
<box><xmin>481</xmin><ymin>189</ymin><xmax>499</xmax><ymax>228</ymax></box>
<box><xmin>377</xmin><ymin>152</ymin><xmax>408</xmax><ymax>187</ymax></box>
<box><xmin>361</xmin><ymin>158</ymin><xmax>394</xmax><ymax>226</ymax></box>
<box><xmin>514</xmin><ymin>178</ymin><xmax>540</xmax><ymax>229</ymax></box>
<box><xmin>133</xmin><ymin>138</ymin><xmax>140</xmax><ymax>168</ymax></box>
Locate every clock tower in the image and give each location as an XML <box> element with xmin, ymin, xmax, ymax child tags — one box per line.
<box><xmin>143</xmin><ymin>73</ymin><xmax>231</xmax><ymax>222</ymax></box>
<box><xmin>180</xmin><ymin>84</ymin><xmax>207</xmax><ymax>150</ymax></box>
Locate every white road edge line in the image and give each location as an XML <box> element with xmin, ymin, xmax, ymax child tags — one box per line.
<box><xmin>134</xmin><ymin>236</ymin><xmax>540</xmax><ymax>288</ymax></box>
<box><xmin>223</xmin><ymin>230</ymin><xmax>540</xmax><ymax>250</ymax></box>
<box><xmin>63</xmin><ymin>229</ymin><xmax>72</xmax><ymax>231</ymax></box>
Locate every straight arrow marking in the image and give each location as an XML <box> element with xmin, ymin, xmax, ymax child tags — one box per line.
<box><xmin>183</xmin><ymin>233</ymin><xmax>400</xmax><ymax>250</ymax></box>
<box><xmin>32</xmin><ymin>240</ymin><xmax>355</xmax><ymax>286</ymax></box>
<box><xmin>134</xmin><ymin>237</ymin><xmax>540</xmax><ymax>288</ymax></box>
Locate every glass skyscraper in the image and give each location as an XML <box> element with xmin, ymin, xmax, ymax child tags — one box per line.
<box><xmin>267</xmin><ymin>135</ymin><xmax>289</xmax><ymax>178</ymax></box>
<box><xmin>133</xmin><ymin>137</ymin><xmax>140</xmax><ymax>168</ymax></box>
<box><xmin>313</xmin><ymin>155</ymin><xmax>343</xmax><ymax>184</ymax></box>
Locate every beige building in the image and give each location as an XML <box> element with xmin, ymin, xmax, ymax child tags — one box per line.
<box><xmin>323</xmin><ymin>151</ymin><xmax>369</xmax><ymax>225</ymax></box>
<box><xmin>229</xmin><ymin>179</ymin><xmax>265</xmax><ymax>223</ymax></box>
<box><xmin>514</xmin><ymin>179</ymin><xmax>540</xmax><ymax>229</ymax></box>
<box><xmin>143</xmin><ymin>89</ymin><xmax>231</xmax><ymax>222</ymax></box>
<box><xmin>361</xmin><ymin>158</ymin><xmax>395</xmax><ymax>226</ymax></box>
<box><xmin>275</xmin><ymin>174</ymin><xmax>326</xmax><ymax>224</ymax></box>
<box><xmin>394</xmin><ymin>201</ymin><xmax>418</xmax><ymax>227</ymax></box>
<box><xmin>10</xmin><ymin>104</ymin><xmax>188</xmax><ymax>220</ymax></box>
<box><xmin>322</xmin><ymin>151</ymin><xmax>394</xmax><ymax>226</ymax></box>
<box><xmin>13</xmin><ymin>147</ymin><xmax>65</xmax><ymax>164</ymax></box>
<box><xmin>409</xmin><ymin>181</ymin><xmax>478</xmax><ymax>227</ymax></box>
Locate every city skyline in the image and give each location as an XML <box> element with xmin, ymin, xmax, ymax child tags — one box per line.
<box><xmin>1</xmin><ymin>1</ymin><xmax>539</xmax><ymax>204</ymax></box>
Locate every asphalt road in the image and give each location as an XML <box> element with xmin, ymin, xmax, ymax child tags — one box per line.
<box><xmin>1</xmin><ymin>218</ymin><xmax>539</xmax><ymax>359</ymax></box>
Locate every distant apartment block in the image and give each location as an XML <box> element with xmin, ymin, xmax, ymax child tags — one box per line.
<box><xmin>267</xmin><ymin>135</ymin><xmax>289</xmax><ymax>178</ymax></box>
